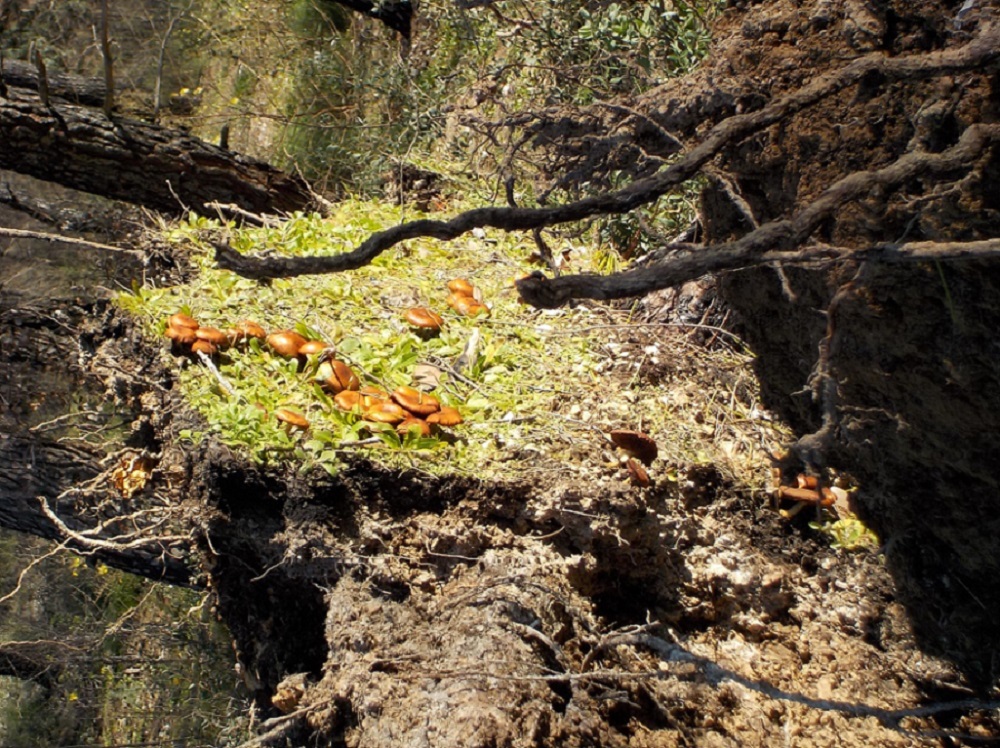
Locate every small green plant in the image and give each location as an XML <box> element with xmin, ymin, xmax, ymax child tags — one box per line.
<box><xmin>810</xmin><ymin>515</ymin><xmax>879</xmax><ymax>551</ymax></box>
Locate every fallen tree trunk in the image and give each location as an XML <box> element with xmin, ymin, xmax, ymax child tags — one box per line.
<box><xmin>1</xmin><ymin>58</ymin><xmax>113</xmax><ymax>107</ymax></box>
<box><xmin>0</xmin><ymin>86</ymin><xmax>312</xmax><ymax>216</ymax></box>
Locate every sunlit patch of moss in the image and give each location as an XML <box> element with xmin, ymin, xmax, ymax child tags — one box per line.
<box><xmin>810</xmin><ymin>515</ymin><xmax>880</xmax><ymax>552</ymax></box>
<box><xmin>121</xmin><ymin>197</ymin><xmax>782</xmax><ymax>486</ymax></box>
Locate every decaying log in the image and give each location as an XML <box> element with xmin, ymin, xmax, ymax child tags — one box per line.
<box><xmin>0</xmin><ymin>86</ymin><xmax>312</xmax><ymax>216</ymax></box>
<box><xmin>0</xmin><ymin>58</ymin><xmax>111</xmax><ymax>107</ymax></box>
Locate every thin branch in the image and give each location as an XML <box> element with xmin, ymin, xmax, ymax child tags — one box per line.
<box><xmin>0</xmin><ymin>542</ymin><xmax>71</xmax><ymax>605</ymax></box>
<box><xmin>38</xmin><ymin>495</ymin><xmax>187</xmax><ymax>552</ymax></box>
<box><xmin>33</xmin><ymin>49</ymin><xmax>48</xmax><ymax>107</ymax></box>
<box><xmin>213</xmin><ymin>24</ymin><xmax>1000</xmax><ymax>282</ymax></box>
<box><xmin>101</xmin><ymin>0</ymin><xmax>114</xmax><ymax>118</ymax></box>
<box><xmin>0</xmin><ymin>227</ymin><xmax>141</xmax><ymax>255</ymax></box>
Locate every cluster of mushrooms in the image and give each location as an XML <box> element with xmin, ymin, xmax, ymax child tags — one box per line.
<box><xmin>164</xmin><ymin>309</ymin><xmax>466</xmax><ymax>439</ymax></box>
<box><xmin>401</xmin><ymin>277</ymin><xmax>490</xmax><ymax>338</ymax></box>
<box><xmin>770</xmin><ymin>460</ymin><xmax>851</xmax><ymax>518</ymax></box>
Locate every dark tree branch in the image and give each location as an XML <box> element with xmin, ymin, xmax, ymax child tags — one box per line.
<box><xmin>328</xmin><ymin>0</ymin><xmax>413</xmax><ymax>37</ymax></box>
<box><xmin>516</xmin><ymin>124</ymin><xmax>1000</xmax><ymax>306</ymax></box>
<box><xmin>0</xmin><ymin>58</ymin><xmax>114</xmax><ymax>107</ymax></box>
<box><xmin>100</xmin><ymin>0</ymin><xmax>114</xmax><ymax>118</ymax></box>
<box><xmin>213</xmin><ymin>23</ymin><xmax>1000</xmax><ymax>285</ymax></box>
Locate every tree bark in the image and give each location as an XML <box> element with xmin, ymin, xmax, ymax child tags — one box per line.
<box><xmin>0</xmin><ymin>86</ymin><xmax>312</xmax><ymax>216</ymax></box>
<box><xmin>0</xmin><ymin>303</ymin><xmax>196</xmax><ymax>589</ymax></box>
<box><xmin>0</xmin><ymin>59</ymin><xmax>112</xmax><ymax>107</ymax></box>
<box><xmin>0</xmin><ymin>430</ymin><xmax>197</xmax><ymax>587</ymax></box>
<box><xmin>328</xmin><ymin>0</ymin><xmax>413</xmax><ymax>37</ymax></box>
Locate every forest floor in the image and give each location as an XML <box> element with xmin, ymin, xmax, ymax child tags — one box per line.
<box><xmin>4</xmin><ymin>0</ymin><xmax>1000</xmax><ymax>741</ymax></box>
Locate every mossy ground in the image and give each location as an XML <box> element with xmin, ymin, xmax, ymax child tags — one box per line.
<box><xmin>118</xmin><ymin>198</ymin><xmax>786</xmax><ymax>493</ymax></box>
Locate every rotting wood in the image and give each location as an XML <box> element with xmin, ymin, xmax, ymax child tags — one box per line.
<box><xmin>0</xmin><ymin>58</ymin><xmax>113</xmax><ymax>107</ymax></box>
<box><xmin>0</xmin><ymin>85</ymin><xmax>312</xmax><ymax>216</ymax></box>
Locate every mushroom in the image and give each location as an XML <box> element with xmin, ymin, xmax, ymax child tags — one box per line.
<box><xmin>391</xmin><ymin>385</ymin><xmax>440</xmax><ymax>417</ymax></box>
<box><xmin>168</xmin><ymin>312</ymin><xmax>199</xmax><ymax>330</ymax></box>
<box><xmin>626</xmin><ymin>458</ymin><xmax>651</xmax><ymax>487</ymax></box>
<box><xmin>447</xmin><ymin>293</ymin><xmax>490</xmax><ymax>317</ymax></box>
<box><xmin>609</xmin><ymin>429</ymin><xmax>658</xmax><ymax>465</ymax></box>
<box><xmin>426</xmin><ymin>406</ymin><xmax>463</xmax><ymax>427</ymax></box>
<box><xmin>446</xmin><ymin>292</ymin><xmax>477</xmax><ymax>314</ymax></box>
<box><xmin>776</xmin><ymin>485</ymin><xmax>836</xmax><ymax>506</ymax></box>
<box><xmin>397</xmin><ymin>417</ymin><xmax>431</xmax><ymax>437</ymax></box>
<box><xmin>359</xmin><ymin>386</ymin><xmax>389</xmax><ymax>407</ymax></box>
<box><xmin>405</xmin><ymin>307</ymin><xmax>444</xmax><ymax>335</ymax></box>
<box><xmin>228</xmin><ymin>320</ymin><xmax>267</xmax><ymax>347</ymax></box>
<box><xmin>364</xmin><ymin>401</ymin><xmax>407</xmax><ymax>424</ymax></box>
<box><xmin>266</xmin><ymin>330</ymin><xmax>308</xmax><ymax>358</ymax></box>
<box><xmin>165</xmin><ymin>324</ymin><xmax>198</xmax><ymax>346</ymax></box>
<box><xmin>333</xmin><ymin>390</ymin><xmax>362</xmax><ymax>411</ymax></box>
<box><xmin>316</xmin><ymin>359</ymin><xmax>360</xmax><ymax>394</ymax></box>
<box><xmin>464</xmin><ymin>302</ymin><xmax>490</xmax><ymax>318</ymax></box>
<box><xmin>275</xmin><ymin>408</ymin><xmax>309</xmax><ymax>433</ymax></box>
<box><xmin>447</xmin><ymin>278</ymin><xmax>476</xmax><ymax>296</ymax></box>
<box><xmin>195</xmin><ymin>326</ymin><xmax>229</xmax><ymax>349</ymax></box>
<box><xmin>795</xmin><ymin>474</ymin><xmax>819</xmax><ymax>489</ymax></box>
<box><xmin>191</xmin><ymin>339</ymin><xmax>218</xmax><ymax>356</ymax></box>
<box><xmin>298</xmin><ymin>339</ymin><xmax>332</xmax><ymax>356</ymax></box>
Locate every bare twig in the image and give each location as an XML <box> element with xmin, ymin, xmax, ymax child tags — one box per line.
<box><xmin>516</xmin><ymin>124</ymin><xmax>1000</xmax><ymax>307</ymax></box>
<box><xmin>33</xmin><ymin>49</ymin><xmax>48</xmax><ymax>106</ymax></box>
<box><xmin>100</xmin><ymin>0</ymin><xmax>114</xmax><ymax>118</ymax></box>
<box><xmin>196</xmin><ymin>350</ymin><xmax>237</xmax><ymax>397</ymax></box>
<box><xmin>38</xmin><ymin>495</ymin><xmax>187</xmax><ymax>552</ymax></box>
<box><xmin>0</xmin><ymin>227</ymin><xmax>140</xmax><ymax>255</ymax></box>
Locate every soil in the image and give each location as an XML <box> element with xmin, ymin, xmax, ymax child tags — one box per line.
<box><xmin>4</xmin><ymin>1</ymin><xmax>1000</xmax><ymax>745</ymax></box>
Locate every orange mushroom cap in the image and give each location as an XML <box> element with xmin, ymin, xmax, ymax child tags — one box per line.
<box><xmin>447</xmin><ymin>278</ymin><xmax>476</xmax><ymax>296</ymax></box>
<box><xmin>165</xmin><ymin>324</ymin><xmax>198</xmax><ymax>345</ymax></box>
<box><xmin>609</xmin><ymin>429</ymin><xmax>658</xmax><ymax>465</ymax></box>
<box><xmin>391</xmin><ymin>386</ymin><xmax>440</xmax><ymax>417</ymax></box>
<box><xmin>168</xmin><ymin>312</ymin><xmax>199</xmax><ymax>330</ymax></box>
<box><xmin>317</xmin><ymin>359</ymin><xmax>360</xmax><ymax>394</ymax></box>
<box><xmin>298</xmin><ymin>340</ymin><xmax>331</xmax><ymax>356</ymax></box>
<box><xmin>626</xmin><ymin>458</ymin><xmax>651</xmax><ymax>487</ymax></box>
<box><xmin>267</xmin><ymin>330</ymin><xmax>308</xmax><ymax>358</ymax></box>
<box><xmin>334</xmin><ymin>390</ymin><xmax>363</xmax><ymax>411</ymax></box>
<box><xmin>426</xmin><ymin>406</ymin><xmax>463</xmax><ymax>427</ymax></box>
<box><xmin>446</xmin><ymin>292</ymin><xmax>477</xmax><ymax>314</ymax></box>
<box><xmin>274</xmin><ymin>408</ymin><xmax>310</xmax><ymax>430</ymax></box>
<box><xmin>195</xmin><ymin>326</ymin><xmax>229</xmax><ymax>347</ymax></box>
<box><xmin>405</xmin><ymin>307</ymin><xmax>444</xmax><ymax>332</ymax></box>
<box><xmin>397</xmin><ymin>417</ymin><xmax>431</xmax><ymax>437</ymax></box>
<box><xmin>191</xmin><ymin>339</ymin><xmax>218</xmax><ymax>356</ymax></box>
<box><xmin>464</xmin><ymin>302</ymin><xmax>490</xmax><ymax>318</ymax></box>
<box><xmin>364</xmin><ymin>401</ymin><xmax>407</xmax><ymax>424</ymax></box>
<box><xmin>228</xmin><ymin>321</ymin><xmax>267</xmax><ymax>347</ymax></box>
